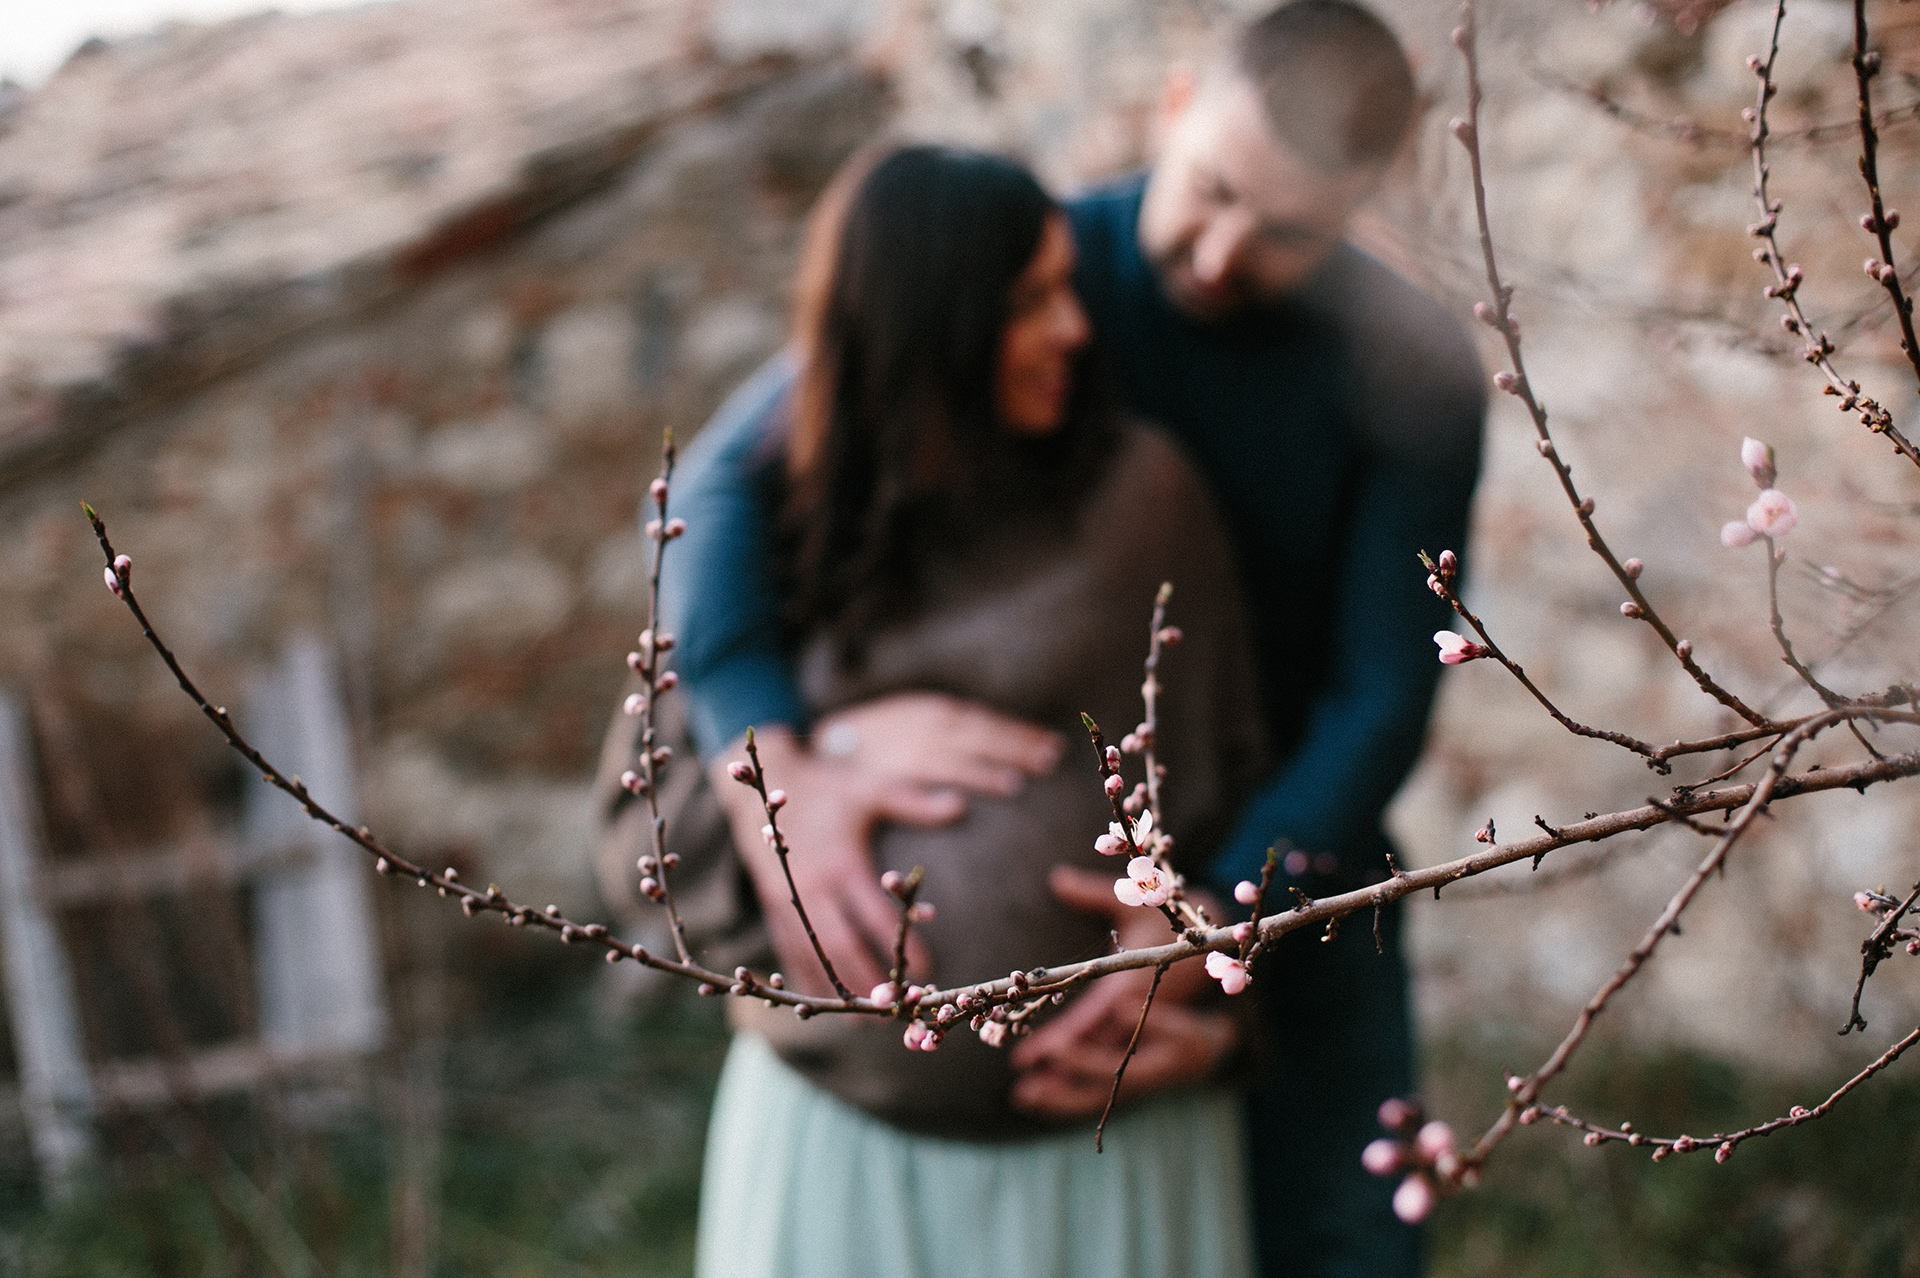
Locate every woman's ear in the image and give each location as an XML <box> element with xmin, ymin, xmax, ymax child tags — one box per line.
<box><xmin>1159</xmin><ymin>65</ymin><xmax>1198</xmax><ymax>131</ymax></box>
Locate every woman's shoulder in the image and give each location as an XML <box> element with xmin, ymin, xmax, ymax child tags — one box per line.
<box><xmin>1089</xmin><ymin>417</ymin><xmax>1221</xmax><ymax>527</ymax></box>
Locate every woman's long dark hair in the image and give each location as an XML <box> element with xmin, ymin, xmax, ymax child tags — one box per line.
<box><xmin>778</xmin><ymin>145</ymin><xmax>1115</xmax><ymax>649</ymax></box>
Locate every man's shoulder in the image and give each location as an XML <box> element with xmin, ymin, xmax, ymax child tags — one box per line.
<box><xmin>1308</xmin><ymin>244</ymin><xmax>1486</xmax><ymax>460</ymax></box>
<box><xmin>1064</xmin><ymin>175</ymin><xmax>1147</xmax><ymax>266</ymax></box>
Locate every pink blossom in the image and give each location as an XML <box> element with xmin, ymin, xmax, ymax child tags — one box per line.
<box><xmin>1115</xmin><ymin>856</ymin><xmax>1174</xmax><ymax>908</ymax></box>
<box><xmin>1392</xmin><ymin>1174</ymin><xmax>1436</xmax><ymax>1224</ymax></box>
<box><xmin>650</xmin><ymin>477</ymin><xmax>669</xmax><ymax>506</ymax></box>
<box><xmin>1234</xmin><ymin>880</ymin><xmax>1259</xmax><ymax>905</ymax></box>
<box><xmin>1856</xmin><ymin>890</ymin><xmax>1878</xmax><ymax>913</ymax></box>
<box><xmin>903</xmin><ymin>1020</ymin><xmax>939</xmax><ymax>1052</ymax></box>
<box><xmin>1433</xmin><ymin>631</ymin><xmax>1486</xmax><ymax>665</ymax></box>
<box><xmin>112</xmin><ymin>554</ymin><xmax>132</xmax><ymax>578</ymax></box>
<box><xmin>1746</xmin><ymin>488</ymin><xmax>1798</xmax><ymax>538</ymax></box>
<box><xmin>727</xmin><ymin>761</ymin><xmax>753</xmax><ymax>783</ymax></box>
<box><xmin>978</xmin><ymin>1020</ymin><xmax>1008</xmax><ymax>1048</ymax></box>
<box><xmin>1741</xmin><ymin>437</ymin><xmax>1777</xmax><ymax>488</ymax></box>
<box><xmin>623</xmin><ymin>693</ymin><xmax>645</xmax><ymax>716</ymax></box>
<box><xmin>871</xmin><ymin>981</ymin><xmax>899</xmax><ymax>1005</ymax></box>
<box><xmin>1104</xmin><ymin>773</ymin><xmax>1125</xmax><ymax>797</ymax></box>
<box><xmin>1231</xmin><ymin>921</ymin><xmax>1253</xmax><ymax>944</ymax></box>
<box><xmin>1720</xmin><ymin>520</ymin><xmax>1757</xmax><ymax>548</ymax></box>
<box><xmin>1377</xmin><ymin>1097</ymin><xmax>1417</xmax><ymax>1131</ymax></box>
<box><xmin>620</xmin><ymin>770</ymin><xmax>643</xmax><ymax>794</ymax></box>
<box><xmin>766</xmin><ymin>789</ymin><xmax>788</xmax><ymax>809</ymax></box>
<box><xmin>1414</xmin><ymin>1121</ymin><xmax>1456</xmax><ymax>1164</ymax></box>
<box><xmin>1205</xmin><ymin>950</ymin><xmax>1250</xmax><ymax>994</ymax></box>
<box><xmin>104</xmin><ymin>566</ymin><xmax>122</xmax><ymax>596</ymax></box>
<box><xmin>908</xmin><ymin>901</ymin><xmax>936</xmax><ymax>923</ymax></box>
<box><xmin>1361</xmin><ymin>1138</ymin><xmax>1403</xmax><ymax>1177</ymax></box>
<box><xmin>1094</xmin><ymin>832</ymin><xmax>1127</xmax><ymax>856</ymax></box>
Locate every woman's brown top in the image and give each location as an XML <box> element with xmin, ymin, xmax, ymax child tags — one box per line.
<box><xmin>598</xmin><ymin>421</ymin><xmax>1263</xmax><ymax>1140</ymax></box>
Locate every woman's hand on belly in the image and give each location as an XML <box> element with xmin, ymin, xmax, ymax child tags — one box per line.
<box><xmin>810</xmin><ymin>693</ymin><xmax>1066</xmax><ymax>798</ymax></box>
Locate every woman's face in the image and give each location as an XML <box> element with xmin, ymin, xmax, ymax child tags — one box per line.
<box><xmin>996</xmin><ymin>214</ymin><xmax>1092</xmax><ymax>435</ymax></box>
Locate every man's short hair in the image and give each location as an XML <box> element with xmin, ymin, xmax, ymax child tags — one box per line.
<box><xmin>1232</xmin><ymin>0</ymin><xmax>1417</xmax><ymax>173</ymax></box>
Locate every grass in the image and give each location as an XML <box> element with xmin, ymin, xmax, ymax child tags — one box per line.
<box><xmin>1</xmin><ymin>956</ymin><xmax>1917</xmax><ymax>1276</ymax></box>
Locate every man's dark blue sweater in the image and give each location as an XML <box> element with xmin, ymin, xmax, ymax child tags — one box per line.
<box><xmin>662</xmin><ymin>175</ymin><xmax>1484</xmax><ymax>1278</ymax></box>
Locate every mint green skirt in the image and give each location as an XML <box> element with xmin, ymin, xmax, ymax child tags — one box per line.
<box><xmin>695</xmin><ymin>1033</ymin><xmax>1255</xmax><ymax>1278</ymax></box>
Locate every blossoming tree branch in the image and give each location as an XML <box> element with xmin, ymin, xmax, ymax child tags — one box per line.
<box><xmin>77</xmin><ymin>0</ymin><xmax>1920</xmax><ymax>1224</ymax></box>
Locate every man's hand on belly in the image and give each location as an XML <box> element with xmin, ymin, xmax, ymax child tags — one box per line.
<box><xmin>1008</xmin><ymin>865</ymin><xmax>1235</xmax><ymax>1117</ymax></box>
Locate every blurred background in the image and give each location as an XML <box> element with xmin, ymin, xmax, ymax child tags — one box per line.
<box><xmin>0</xmin><ymin>0</ymin><xmax>1917</xmax><ymax>1272</ymax></box>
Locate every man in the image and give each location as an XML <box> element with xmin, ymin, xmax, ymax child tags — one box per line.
<box><xmin>659</xmin><ymin>3</ymin><xmax>1484</xmax><ymax>1273</ymax></box>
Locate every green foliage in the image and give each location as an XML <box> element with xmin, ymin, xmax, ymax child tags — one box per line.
<box><xmin>0</xmin><ymin>984</ymin><xmax>728</xmax><ymax>1278</ymax></box>
<box><xmin>1427</xmin><ymin>1034</ymin><xmax>1920</xmax><ymax>1278</ymax></box>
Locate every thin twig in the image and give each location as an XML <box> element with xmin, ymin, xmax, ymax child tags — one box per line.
<box><xmin>1851</xmin><ymin>0</ymin><xmax>1920</xmax><ymax>398</ymax></box>
<box><xmin>1095</xmin><ymin>961</ymin><xmax>1167</xmax><ymax>1153</ymax></box>
<box><xmin>1525</xmin><ymin>1021</ymin><xmax>1920</xmax><ymax>1160</ymax></box>
<box><xmin>1746</xmin><ymin>0</ymin><xmax>1920</xmax><ymax>469</ymax></box>
<box><xmin>1841</xmin><ymin>873</ymin><xmax>1920</xmax><ymax>1034</ymax></box>
<box><xmin>1451</xmin><ymin>14</ymin><xmax>1770</xmax><ymax>723</ymax></box>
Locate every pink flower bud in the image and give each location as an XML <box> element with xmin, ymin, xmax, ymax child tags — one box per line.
<box><xmin>1746</xmin><ymin>54</ymin><xmax>1762</xmax><ymax>72</ymax></box>
<box><xmin>909</xmin><ymin>901</ymin><xmax>936</xmax><ymax>923</ymax></box>
<box><xmin>650</xmin><ymin>477</ymin><xmax>669</xmax><ymax>506</ymax></box>
<box><xmin>656</xmin><ymin>670</ymin><xmax>678</xmax><ymax>690</ymax></box>
<box><xmin>1283</xmin><ymin>849</ymin><xmax>1309</xmax><ymax>876</ymax></box>
<box><xmin>1392</xmin><ymin>1175</ymin><xmax>1436</xmax><ymax>1224</ymax></box>
<box><xmin>766</xmin><ymin>789</ymin><xmax>787</xmax><ymax>809</ymax></box>
<box><xmin>663</xmin><ymin>518</ymin><xmax>686</xmax><ymax>539</ymax></box>
<box><xmin>663</xmin><ymin>852</ymin><xmax>680</xmax><ymax>869</ymax></box>
<box><xmin>1104</xmin><ymin>774</ymin><xmax>1125</xmax><ymax>797</ymax></box>
<box><xmin>1721</xmin><ymin>520</ymin><xmax>1758</xmax><ymax>549</ymax></box>
<box><xmin>104</xmin><ymin>566</ymin><xmax>122</xmax><ymax>596</ymax></box>
<box><xmin>1095</xmin><ymin>833</ymin><xmax>1126</xmax><ymax>856</ymax></box>
<box><xmin>1584</xmin><ymin>1132</ymin><xmax>1603</xmax><ymax>1147</ymax></box>
<box><xmin>639</xmin><ymin>876</ymin><xmax>662</xmax><ymax>899</ymax></box>
<box><xmin>1536</xmin><ymin>438</ymin><xmax>1555</xmax><ymax>457</ymax></box>
<box><xmin>728</xmin><ymin>761</ymin><xmax>753</xmax><ymax>783</ymax></box>
<box><xmin>1790</xmin><ymin>1105</ymin><xmax>1809</xmax><ymax>1119</ymax></box>
<box><xmin>620</xmin><ymin>770</ymin><xmax>643</xmax><ymax>793</ymax></box>
<box><xmin>1433</xmin><ymin>631</ymin><xmax>1486</xmax><ymax>665</ymax></box>
<box><xmin>645</xmin><ymin>519</ymin><xmax>662</xmax><ymax>539</ymax></box>
<box><xmin>623</xmin><ymin>693</ymin><xmax>645</xmax><ymax>716</ymax></box>
<box><xmin>1473</xmin><ymin>301</ymin><xmax>1497</xmax><ymax>327</ymax></box>
<box><xmin>1377</xmin><ymin>1097</ymin><xmax>1416</xmax><ymax>1132</ymax></box>
<box><xmin>653</xmin><ymin>631</ymin><xmax>675</xmax><ymax>651</ymax></box>
<box><xmin>903</xmin><ymin>1020</ymin><xmax>939</xmax><ymax>1051</ymax></box>
<box><xmin>1714</xmin><ymin>1142</ymin><xmax>1733</xmax><ymax>1164</ymax></box>
<box><xmin>639</xmin><ymin>855</ymin><xmax>660</xmax><ymax>874</ymax></box>
<box><xmin>1864</xmin><ymin>213</ymin><xmax>1878</xmax><ymax>232</ymax></box>
<box><xmin>977</xmin><ymin>1019</ymin><xmax>1008</xmax><ymax>1048</ymax></box>
<box><xmin>1740</xmin><ymin>437</ymin><xmax>1776</xmax><ymax>488</ymax></box>
<box><xmin>871</xmin><ymin>982</ymin><xmax>899</xmax><ymax>1005</ymax></box>
<box><xmin>1746</xmin><ymin>488</ymin><xmax>1797</xmax><ymax>537</ymax></box>
<box><xmin>113</xmin><ymin>554</ymin><xmax>131</xmax><ymax>578</ymax></box>
<box><xmin>1676</xmin><ymin>639</ymin><xmax>1692</xmax><ymax>657</ymax></box>
<box><xmin>760</xmin><ymin>824</ymin><xmax>776</xmax><ymax>846</ymax></box>
<box><xmin>1888</xmin><ymin>208</ymin><xmax>1901</xmax><ymax>230</ymax></box>
<box><xmin>1105</xmin><ymin>746</ymin><xmax>1121</xmax><ymax>770</ymax></box>
<box><xmin>1205</xmin><ymin>950</ymin><xmax>1250</xmax><ymax>994</ymax></box>
<box><xmin>627</xmin><ymin>651</ymin><xmax>645</xmax><ymax>673</ymax></box>
<box><xmin>1622</xmin><ymin>558</ymin><xmax>1642</xmax><ymax>578</ymax></box>
<box><xmin>1492</xmin><ymin>371</ymin><xmax>1516</xmax><ymax>392</ymax></box>
<box><xmin>1234</xmin><ymin>880</ymin><xmax>1259</xmax><ymax>905</ymax></box>
<box><xmin>1156</xmin><ymin>626</ymin><xmax>1182</xmax><ymax>647</ymax></box>
<box><xmin>880</xmin><ymin>869</ymin><xmax>905</xmax><ymax>895</ymax></box>
<box><xmin>1231</xmin><ymin>921</ymin><xmax>1253</xmax><ymax>943</ymax></box>
<box><xmin>1362</xmin><ymin>1138</ymin><xmax>1403</xmax><ymax>1177</ymax></box>
<box><xmin>651</xmin><ymin>746</ymin><xmax>672</xmax><ymax>764</ymax></box>
<box><xmin>1449</xmin><ymin>117</ymin><xmax>1473</xmax><ymax>143</ymax></box>
<box><xmin>1120</xmin><ymin>734</ymin><xmax>1142</xmax><ymax>753</ymax></box>
<box><xmin>1866</xmin><ymin>257</ymin><xmax>1884</xmax><ymax>279</ymax></box>
<box><xmin>1437</xmin><ymin>549</ymin><xmax>1458</xmax><ymax>577</ymax></box>
<box><xmin>1507</xmin><ymin>1074</ymin><xmax>1525</xmax><ymax>1093</ymax></box>
<box><xmin>1620</xmin><ymin>601</ymin><xmax>1643</xmax><ymax>618</ymax></box>
<box><xmin>1415</xmin><ymin>1121</ymin><xmax>1455</xmax><ymax>1163</ymax></box>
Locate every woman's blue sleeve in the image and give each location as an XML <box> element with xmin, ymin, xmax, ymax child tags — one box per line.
<box><xmin>657</xmin><ymin>352</ymin><xmax>806</xmax><ymax>756</ymax></box>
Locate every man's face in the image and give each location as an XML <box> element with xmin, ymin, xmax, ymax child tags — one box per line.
<box><xmin>1138</xmin><ymin>73</ymin><xmax>1380</xmax><ymax>321</ymax></box>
